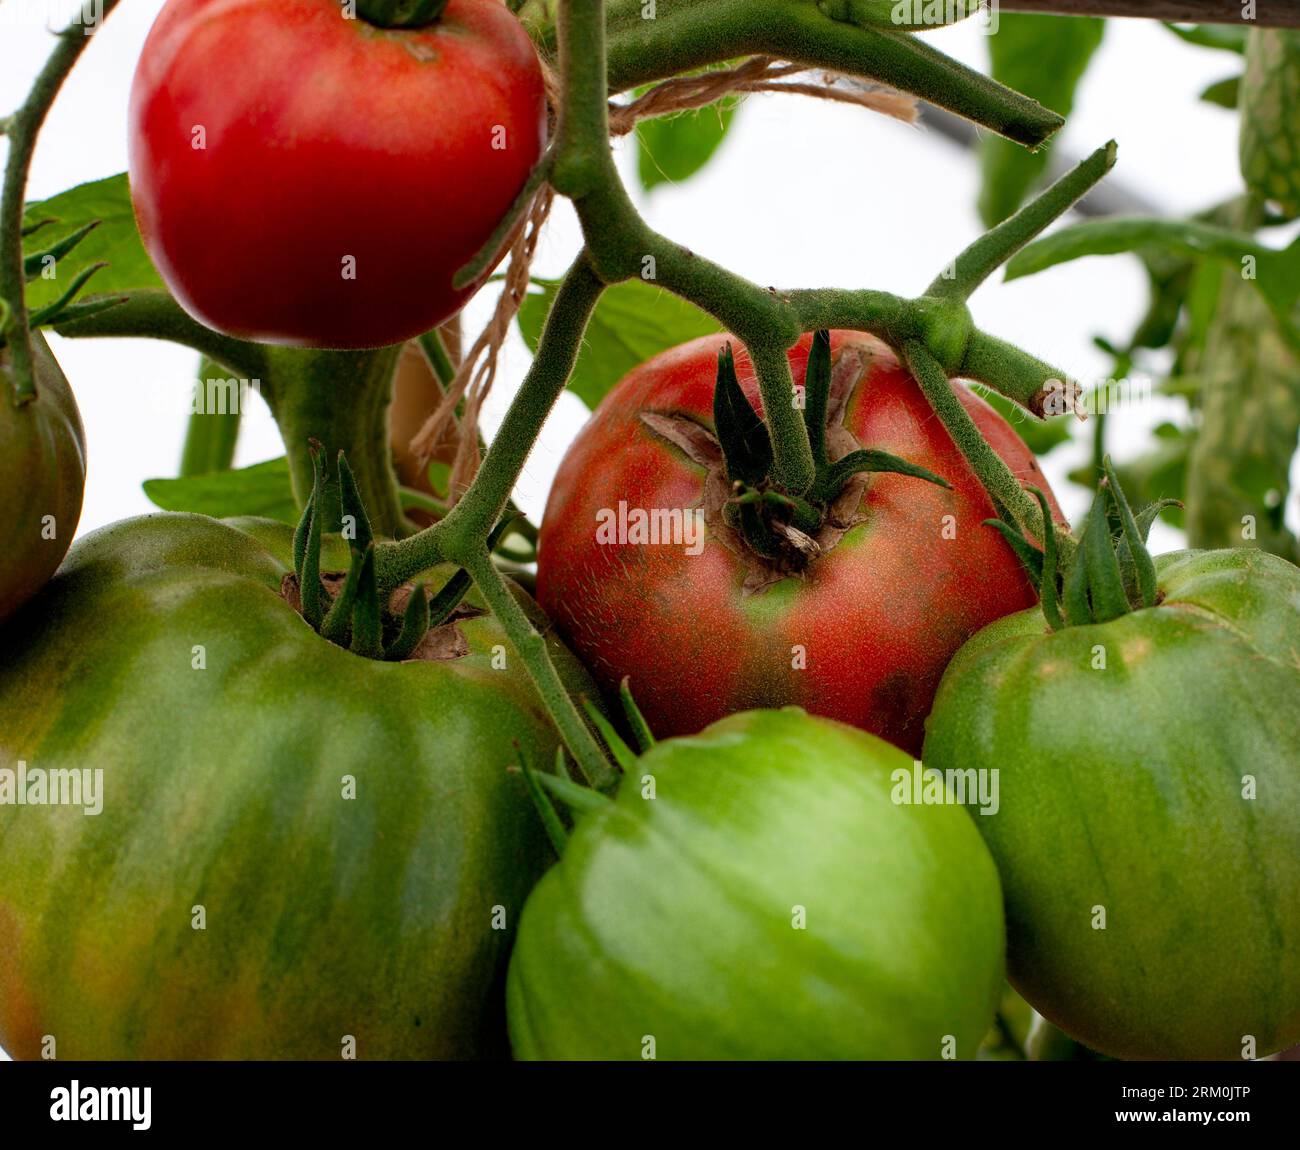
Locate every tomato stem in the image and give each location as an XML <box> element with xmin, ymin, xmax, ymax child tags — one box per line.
<box><xmin>0</xmin><ymin>3</ymin><xmax>122</xmax><ymax>405</ymax></box>
<box><xmin>903</xmin><ymin>340</ymin><xmax>1067</xmax><ymax>562</ymax></box>
<box><xmin>379</xmin><ymin>253</ymin><xmax>605</xmax><ymax>587</ymax></box>
<box><xmin>180</xmin><ymin>358</ymin><xmax>242</xmax><ymax>477</ymax></box>
<box><xmin>583</xmin><ymin>0</ymin><xmax>1065</xmax><ymax>147</ymax></box>
<box><xmin>926</xmin><ymin>143</ymin><xmax>1117</xmax><ymax>303</ymax></box>
<box><xmin>461</xmin><ymin>547</ymin><xmax>618</xmax><ymax>793</ymax></box>
<box><xmin>264</xmin><ymin>345</ymin><xmax>409</xmax><ymax>539</ymax></box>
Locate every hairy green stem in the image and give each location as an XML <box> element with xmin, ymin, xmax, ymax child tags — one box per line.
<box><xmin>961</xmin><ymin>330</ymin><xmax>1076</xmax><ymax>418</ymax></box>
<box><xmin>377</xmin><ymin>253</ymin><xmax>604</xmax><ymax>586</ymax></box>
<box><xmin>1</xmin><ymin>1</ymin><xmax>120</xmax><ymax>403</ymax></box>
<box><xmin>462</xmin><ymin>547</ymin><xmax>617</xmax><ymax>793</ymax></box>
<box><xmin>180</xmin><ymin>357</ymin><xmax>241</xmax><ymax>476</ymax></box>
<box><xmin>55</xmin><ymin>290</ymin><xmax>268</xmax><ymax>379</ymax></box>
<box><xmin>904</xmin><ymin>341</ymin><xmax>1065</xmax><ymax>559</ymax></box>
<box><xmin>263</xmin><ymin>345</ymin><xmax>408</xmax><ymax>539</ymax></box>
<box><xmin>550</xmin><ymin>0</ymin><xmax>616</xmax><ymax>200</ymax></box>
<box><xmin>553</xmin><ymin>0</ymin><xmax>816</xmax><ymax>491</ymax></box>
<box><xmin>418</xmin><ymin>328</ymin><xmax>458</xmax><ymax>388</ymax></box>
<box><xmin>927</xmin><ymin>142</ymin><xmax>1118</xmax><ymax>300</ymax></box>
<box><xmin>589</xmin><ymin>0</ymin><xmax>1063</xmax><ymax>147</ymax></box>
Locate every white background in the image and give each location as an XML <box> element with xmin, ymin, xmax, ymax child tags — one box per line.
<box><xmin>2</xmin><ymin>1</ymin><xmax>1297</xmax><ymax>1063</ymax></box>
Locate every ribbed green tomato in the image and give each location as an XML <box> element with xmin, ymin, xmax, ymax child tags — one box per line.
<box><xmin>507</xmin><ymin>708</ymin><xmax>1005</xmax><ymax>1060</ymax></box>
<box><xmin>0</xmin><ymin>330</ymin><xmax>85</xmax><ymax>622</ymax></box>
<box><xmin>0</xmin><ymin>513</ymin><xmax>591</xmax><ymax>1060</ymax></box>
<box><xmin>923</xmin><ymin>548</ymin><xmax>1300</xmax><ymax>1061</ymax></box>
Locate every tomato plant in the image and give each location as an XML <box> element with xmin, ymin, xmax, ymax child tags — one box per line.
<box><xmin>507</xmin><ymin>707</ymin><xmax>1005</xmax><ymax>1060</ymax></box>
<box><xmin>923</xmin><ymin>469</ymin><xmax>1300</xmax><ymax>1060</ymax></box>
<box><xmin>536</xmin><ymin>330</ymin><xmax>1061</xmax><ymax>755</ymax></box>
<box><xmin>0</xmin><ymin>330</ymin><xmax>85</xmax><ymax>623</ymax></box>
<box><xmin>127</xmin><ymin>0</ymin><xmax>546</xmax><ymax>349</ymax></box>
<box><xmin>5</xmin><ymin>0</ymin><xmax>1299</xmax><ymax>1076</ymax></box>
<box><xmin>0</xmin><ymin>511</ymin><xmax>594</xmax><ymax>1059</ymax></box>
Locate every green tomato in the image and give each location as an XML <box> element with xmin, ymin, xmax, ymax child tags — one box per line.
<box><xmin>0</xmin><ymin>330</ymin><xmax>85</xmax><ymax>622</ymax></box>
<box><xmin>923</xmin><ymin>548</ymin><xmax>1300</xmax><ymax>1060</ymax></box>
<box><xmin>507</xmin><ymin>708</ymin><xmax>1005</xmax><ymax>1060</ymax></box>
<box><xmin>0</xmin><ymin>513</ymin><xmax>593</xmax><ymax>1059</ymax></box>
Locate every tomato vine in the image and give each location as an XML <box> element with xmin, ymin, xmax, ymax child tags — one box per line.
<box><xmin>0</xmin><ymin>0</ymin><xmax>1286</xmax><ymax>791</ymax></box>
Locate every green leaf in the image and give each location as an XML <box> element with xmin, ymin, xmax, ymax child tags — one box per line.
<box><xmin>978</xmin><ymin>14</ymin><xmax>1105</xmax><ymax>226</ymax></box>
<box><xmin>143</xmin><ymin>457</ymin><xmax>298</xmax><ymax>524</ymax></box>
<box><xmin>637</xmin><ymin>100</ymin><xmax>737</xmax><ymax>192</ymax></box>
<box><xmin>517</xmin><ymin>277</ymin><xmax>722</xmax><ymax>409</ymax></box>
<box><xmin>1163</xmin><ymin>23</ymin><xmax>1247</xmax><ymax>54</ymax></box>
<box><xmin>1239</xmin><ymin>28</ymin><xmax>1300</xmax><ymax>220</ymax></box>
<box><xmin>21</xmin><ymin>173</ymin><xmax>163</xmax><ymax>314</ymax></box>
<box><xmin>1005</xmin><ymin>218</ymin><xmax>1300</xmax><ymax>328</ymax></box>
<box><xmin>1199</xmin><ymin>75</ymin><xmax>1241</xmax><ymax>108</ymax></box>
<box><xmin>969</xmin><ymin>384</ymin><xmax>1071</xmax><ymax>456</ymax></box>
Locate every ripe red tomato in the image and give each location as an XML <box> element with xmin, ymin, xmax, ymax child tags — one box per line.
<box><xmin>128</xmin><ymin>0</ymin><xmax>546</xmax><ymax>349</ymax></box>
<box><xmin>537</xmin><ymin>331</ymin><xmax>1062</xmax><ymax>755</ymax></box>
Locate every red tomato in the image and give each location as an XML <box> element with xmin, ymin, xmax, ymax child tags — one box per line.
<box><xmin>537</xmin><ymin>331</ymin><xmax>1062</xmax><ymax>756</ymax></box>
<box><xmin>128</xmin><ymin>0</ymin><xmax>546</xmax><ymax>349</ymax></box>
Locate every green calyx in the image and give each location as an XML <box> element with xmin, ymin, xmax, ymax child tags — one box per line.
<box><xmin>713</xmin><ymin>332</ymin><xmax>950</xmax><ymax>566</ymax></box>
<box><xmin>355</xmin><ymin>0</ymin><xmax>450</xmax><ymax>30</ymax></box>
<box><xmin>988</xmin><ymin>458</ymin><xmax>1180</xmax><ymax>631</ymax></box>
<box><xmin>512</xmin><ymin>677</ymin><xmax>656</xmax><ymax>859</ymax></box>
<box><xmin>292</xmin><ymin>440</ymin><xmax>465</xmax><ymax>660</ymax></box>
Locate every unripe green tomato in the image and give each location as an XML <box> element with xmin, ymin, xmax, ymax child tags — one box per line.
<box><xmin>507</xmin><ymin>709</ymin><xmax>1005</xmax><ymax>1060</ymax></box>
<box><xmin>0</xmin><ymin>330</ymin><xmax>85</xmax><ymax>622</ymax></box>
<box><xmin>924</xmin><ymin>549</ymin><xmax>1300</xmax><ymax>1060</ymax></box>
<box><xmin>0</xmin><ymin>513</ymin><xmax>594</xmax><ymax>1059</ymax></box>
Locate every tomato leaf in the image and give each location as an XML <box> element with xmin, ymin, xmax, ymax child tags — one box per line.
<box><xmin>1005</xmin><ymin>218</ymin><xmax>1300</xmax><ymax>332</ymax></box>
<box><xmin>1199</xmin><ymin>75</ymin><xmax>1241</xmax><ymax>108</ymax></box>
<box><xmin>517</xmin><ymin>277</ymin><xmax>722</xmax><ymax>409</ymax></box>
<box><xmin>21</xmin><ymin>174</ymin><xmax>164</xmax><ymax>313</ymax></box>
<box><xmin>978</xmin><ymin>14</ymin><xmax>1105</xmax><ymax>226</ymax></box>
<box><xmin>1239</xmin><ymin>28</ymin><xmax>1300</xmax><ymax>221</ymax></box>
<box><xmin>143</xmin><ymin>457</ymin><xmax>299</xmax><ymax>524</ymax></box>
<box><xmin>636</xmin><ymin>100</ymin><xmax>738</xmax><ymax>192</ymax></box>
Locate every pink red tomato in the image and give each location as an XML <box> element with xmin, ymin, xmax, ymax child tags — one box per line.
<box><xmin>537</xmin><ymin>331</ymin><xmax>1062</xmax><ymax>755</ymax></box>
